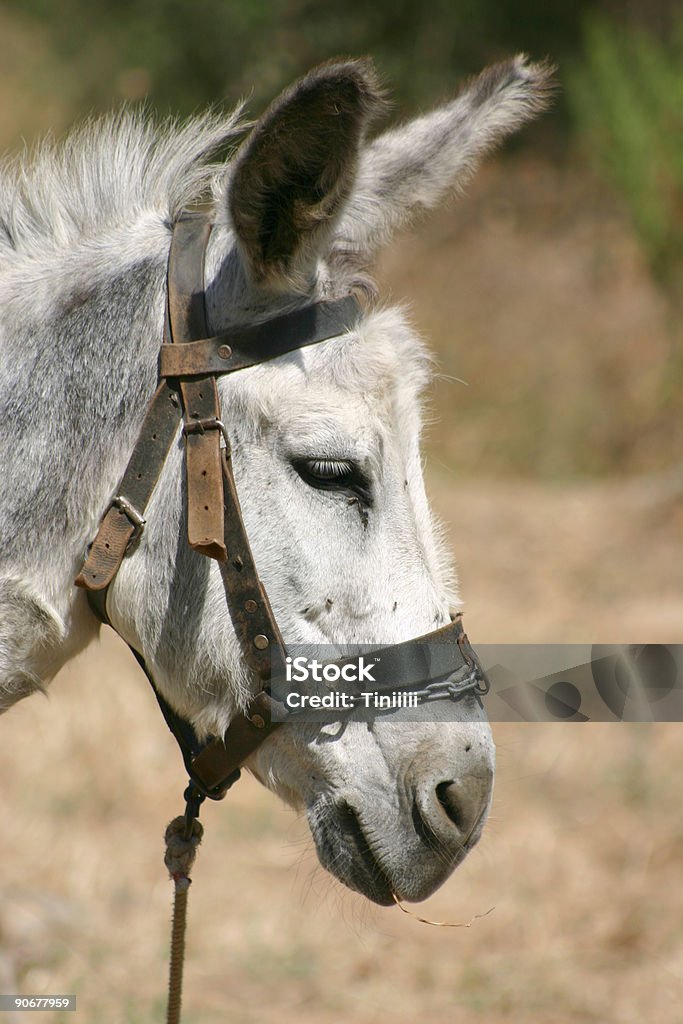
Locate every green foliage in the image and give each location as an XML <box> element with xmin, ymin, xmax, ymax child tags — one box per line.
<box><xmin>568</xmin><ymin>14</ymin><xmax>683</xmax><ymax>289</ymax></box>
<box><xmin>9</xmin><ymin>0</ymin><xmax>293</xmax><ymax>114</ymax></box>
<box><xmin>6</xmin><ymin>0</ymin><xmax>590</xmax><ymax>118</ymax></box>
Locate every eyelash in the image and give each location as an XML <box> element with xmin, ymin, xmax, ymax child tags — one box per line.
<box><xmin>307</xmin><ymin>459</ymin><xmax>354</xmax><ymax>479</ymax></box>
<box><xmin>292</xmin><ymin>458</ymin><xmax>372</xmax><ymax>504</ymax></box>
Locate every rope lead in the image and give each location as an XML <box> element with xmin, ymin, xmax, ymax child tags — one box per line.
<box><xmin>163</xmin><ymin>786</ymin><xmax>204</xmax><ymax>1024</ymax></box>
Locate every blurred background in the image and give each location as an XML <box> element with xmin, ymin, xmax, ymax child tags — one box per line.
<box><xmin>1</xmin><ymin>1</ymin><xmax>682</xmax><ymax>1022</ymax></box>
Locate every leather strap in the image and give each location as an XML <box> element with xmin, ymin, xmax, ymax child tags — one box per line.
<box><xmin>166</xmin><ymin>212</ymin><xmax>212</xmax><ymax>342</ymax></box>
<box><xmin>189</xmin><ymin>690</ymin><xmax>274</xmax><ymax>798</ymax></box>
<box><xmin>167</xmin><ymin>214</ymin><xmax>227</xmax><ymax>561</ymax></box>
<box><xmin>75</xmin><ymin>381</ymin><xmax>181</xmax><ymax>591</ymax></box>
<box><xmin>158</xmin><ymin>296</ymin><xmax>362</xmax><ymax>378</ymax></box>
<box><xmin>217</xmin><ymin>449</ymin><xmax>286</xmax><ymax>680</ymax></box>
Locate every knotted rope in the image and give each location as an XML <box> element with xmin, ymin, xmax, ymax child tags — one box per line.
<box><xmin>163</xmin><ymin>788</ymin><xmax>204</xmax><ymax>1024</ymax></box>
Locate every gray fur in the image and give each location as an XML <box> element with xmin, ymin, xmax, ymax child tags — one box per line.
<box><xmin>0</xmin><ymin>577</ymin><xmax>62</xmax><ymax>707</ymax></box>
<box><xmin>335</xmin><ymin>55</ymin><xmax>556</xmax><ymax>258</ymax></box>
<box><xmin>0</xmin><ymin>108</ymin><xmax>245</xmax><ymax>261</ymax></box>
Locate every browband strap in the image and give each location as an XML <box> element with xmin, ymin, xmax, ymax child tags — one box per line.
<box><xmin>158</xmin><ymin>295</ymin><xmax>362</xmax><ymax>378</ymax></box>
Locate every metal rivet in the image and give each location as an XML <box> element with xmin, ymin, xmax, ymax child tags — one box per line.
<box><xmin>244</xmin><ymin>599</ymin><xmax>257</xmax><ymax>613</ymax></box>
<box><xmin>217</xmin><ymin>344</ymin><xmax>232</xmax><ymax>360</ymax></box>
<box><xmin>253</xmin><ymin>634</ymin><xmax>269</xmax><ymax>650</ymax></box>
<box><xmin>251</xmin><ymin>714</ymin><xmax>265</xmax><ymax>729</ymax></box>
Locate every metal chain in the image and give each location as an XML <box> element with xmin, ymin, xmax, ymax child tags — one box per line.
<box><xmin>406</xmin><ymin>665</ymin><xmax>490</xmax><ymax>703</ymax></box>
<box><xmin>340</xmin><ymin>665</ymin><xmax>490</xmax><ymax>709</ymax></box>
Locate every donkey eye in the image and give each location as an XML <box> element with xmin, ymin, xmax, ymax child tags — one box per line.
<box><xmin>292</xmin><ymin>457</ymin><xmax>372</xmax><ymax>503</ymax></box>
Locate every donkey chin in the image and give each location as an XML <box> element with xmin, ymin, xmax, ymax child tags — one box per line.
<box><xmin>307</xmin><ymin>771</ymin><xmax>492</xmax><ymax>906</ymax></box>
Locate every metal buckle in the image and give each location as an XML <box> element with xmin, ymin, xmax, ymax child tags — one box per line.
<box><xmin>183</xmin><ymin>417</ymin><xmax>230</xmax><ymax>451</ymax></box>
<box><xmin>111</xmin><ymin>494</ymin><xmax>147</xmax><ymax>541</ymax></box>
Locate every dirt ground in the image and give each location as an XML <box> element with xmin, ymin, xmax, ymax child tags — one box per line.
<box><xmin>2</xmin><ymin>160</ymin><xmax>682</xmax><ymax>1023</ymax></box>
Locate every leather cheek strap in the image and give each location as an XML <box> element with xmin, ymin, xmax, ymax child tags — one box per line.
<box><xmin>168</xmin><ymin>213</ymin><xmax>227</xmax><ymax>561</ymax></box>
<box><xmin>75</xmin><ymin>381</ymin><xmax>182</xmax><ymax>591</ymax></box>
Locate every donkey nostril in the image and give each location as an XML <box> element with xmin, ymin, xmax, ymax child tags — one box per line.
<box><xmin>435</xmin><ymin>780</ymin><xmax>469</xmax><ymax>833</ymax></box>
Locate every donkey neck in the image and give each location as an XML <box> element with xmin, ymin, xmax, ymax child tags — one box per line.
<box><xmin>0</xmin><ymin>232</ymin><xmax>170</xmax><ymax>620</ymax></box>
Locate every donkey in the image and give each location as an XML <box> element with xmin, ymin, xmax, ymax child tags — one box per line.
<box><xmin>0</xmin><ymin>56</ymin><xmax>552</xmax><ymax>904</ymax></box>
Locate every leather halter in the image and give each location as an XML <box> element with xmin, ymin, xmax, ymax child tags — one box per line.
<box><xmin>75</xmin><ymin>211</ymin><xmax>488</xmax><ymax>802</ymax></box>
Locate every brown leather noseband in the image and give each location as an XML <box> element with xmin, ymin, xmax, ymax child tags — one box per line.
<box><xmin>75</xmin><ymin>210</ymin><xmax>488</xmax><ymax>804</ymax></box>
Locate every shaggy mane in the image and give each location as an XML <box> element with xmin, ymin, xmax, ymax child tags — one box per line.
<box><xmin>0</xmin><ymin>107</ymin><xmax>246</xmax><ymax>263</ymax></box>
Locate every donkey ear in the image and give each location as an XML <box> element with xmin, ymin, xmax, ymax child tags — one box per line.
<box><xmin>334</xmin><ymin>56</ymin><xmax>556</xmax><ymax>258</ymax></box>
<box><xmin>225</xmin><ymin>59</ymin><xmax>385</xmax><ymax>291</ymax></box>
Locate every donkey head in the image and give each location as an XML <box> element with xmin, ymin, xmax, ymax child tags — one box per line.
<box><xmin>109</xmin><ymin>56</ymin><xmax>553</xmax><ymax>903</ymax></box>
